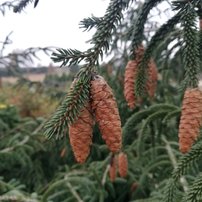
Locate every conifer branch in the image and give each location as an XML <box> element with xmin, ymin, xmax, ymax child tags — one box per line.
<box><xmin>13</xmin><ymin>0</ymin><xmax>39</xmax><ymax>13</ymax></box>
<box><xmin>140</xmin><ymin>111</ymin><xmax>169</xmax><ymax>139</ymax></box>
<box><xmin>51</xmin><ymin>49</ymin><xmax>92</xmax><ymax>67</ymax></box>
<box><xmin>181</xmin><ymin>4</ymin><xmax>200</xmax><ymax>89</ymax></box>
<box><xmin>79</xmin><ymin>16</ymin><xmax>103</xmax><ymax>31</ymax></box>
<box><xmin>43</xmin><ymin>67</ymin><xmax>92</xmax><ymax>139</ymax></box>
<box><xmin>172</xmin><ymin>0</ymin><xmax>201</xmax><ymax>11</ymax></box>
<box><xmin>162</xmin><ymin>136</ymin><xmax>188</xmax><ymax>192</ymax></box>
<box><xmin>66</xmin><ymin>181</ymin><xmax>84</xmax><ymax>202</ymax></box>
<box><xmin>163</xmin><ymin>179</ymin><xmax>178</xmax><ymax>202</ymax></box>
<box><xmin>51</xmin><ymin>0</ymin><xmax>132</xmax><ymax>67</ymax></box>
<box><xmin>123</xmin><ymin>104</ymin><xmax>178</xmax><ymax>145</ymax></box>
<box><xmin>162</xmin><ymin>109</ymin><xmax>181</xmax><ymax>124</ymax></box>
<box><xmin>183</xmin><ymin>173</ymin><xmax>202</xmax><ymax>202</ymax></box>
<box><xmin>0</xmin><ymin>1</ymin><xmax>16</xmax><ymax>15</ymax></box>
<box><xmin>130</xmin><ymin>0</ymin><xmax>163</xmax><ymax>58</ymax></box>
<box><xmin>199</xmin><ymin>17</ymin><xmax>202</xmax><ymax>64</ymax></box>
<box><xmin>172</xmin><ymin>140</ymin><xmax>202</xmax><ymax>181</ymax></box>
<box><xmin>135</xmin><ymin>13</ymin><xmax>181</xmax><ymax>97</ymax></box>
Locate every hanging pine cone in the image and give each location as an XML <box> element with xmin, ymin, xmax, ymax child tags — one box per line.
<box><xmin>146</xmin><ymin>59</ymin><xmax>158</xmax><ymax>98</ymax></box>
<box><xmin>124</xmin><ymin>60</ymin><xmax>139</xmax><ymax>109</ymax></box>
<box><xmin>124</xmin><ymin>45</ymin><xmax>144</xmax><ymax>109</ymax></box>
<box><xmin>118</xmin><ymin>152</ymin><xmax>128</xmax><ymax>177</ymax></box>
<box><xmin>109</xmin><ymin>155</ymin><xmax>117</xmax><ymax>182</ymax></box>
<box><xmin>69</xmin><ymin>104</ymin><xmax>94</xmax><ymax>163</ymax></box>
<box><xmin>179</xmin><ymin>88</ymin><xmax>202</xmax><ymax>153</ymax></box>
<box><xmin>91</xmin><ymin>75</ymin><xmax>122</xmax><ymax>153</ymax></box>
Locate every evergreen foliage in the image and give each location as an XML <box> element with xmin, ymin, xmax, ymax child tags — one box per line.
<box><xmin>181</xmin><ymin>4</ymin><xmax>200</xmax><ymax>90</ymax></box>
<box><xmin>130</xmin><ymin>0</ymin><xmax>164</xmax><ymax>58</ymax></box>
<box><xmin>13</xmin><ymin>0</ymin><xmax>39</xmax><ymax>13</ymax></box>
<box><xmin>1</xmin><ymin>0</ymin><xmax>202</xmax><ymax>201</ymax></box>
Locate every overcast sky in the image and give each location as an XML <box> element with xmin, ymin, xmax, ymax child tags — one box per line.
<box><xmin>0</xmin><ymin>0</ymin><xmax>109</xmax><ymax>66</ymax></box>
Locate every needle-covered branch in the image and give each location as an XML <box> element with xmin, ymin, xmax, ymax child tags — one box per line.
<box><xmin>79</xmin><ymin>16</ymin><xmax>103</xmax><ymax>31</ymax></box>
<box><xmin>130</xmin><ymin>0</ymin><xmax>163</xmax><ymax>58</ymax></box>
<box><xmin>51</xmin><ymin>0</ymin><xmax>133</xmax><ymax>67</ymax></box>
<box><xmin>44</xmin><ymin>67</ymin><xmax>92</xmax><ymax>139</ymax></box>
<box><xmin>172</xmin><ymin>139</ymin><xmax>202</xmax><ymax>181</ymax></box>
<box><xmin>183</xmin><ymin>173</ymin><xmax>202</xmax><ymax>201</ymax></box>
<box><xmin>181</xmin><ymin>5</ymin><xmax>200</xmax><ymax>89</ymax></box>
<box><xmin>13</xmin><ymin>0</ymin><xmax>39</xmax><ymax>13</ymax></box>
<box><xmin>135</xmin><ymin>13</ymin><xmax>181</xmax><ymax>97</ymax></box>
<box><xmin>0</xmin><ymin>0</ymin><xmax>16</xmax><ymax>15</ymax></box>
<box><xmin>51</xmin><ymin>49</ymin><xmax>92</xmax><ymax>67</ymax></box>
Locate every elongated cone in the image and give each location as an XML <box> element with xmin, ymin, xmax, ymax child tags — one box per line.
<box><xmin>179</xmin><ymin>88</ymin><xmax>202</xmax><ymax>153</ymax></box>
<box><xmin>146</xmin><ymin>59</ymin><xmax>158</xmax><ymax>98</ymax></box>
<box><xmin>124</xmin><ymin>45</ymin><xmax>144</xmax><ymax>109</ymax></box>
<box><xmin>69</xmin><ymin>104</ymin><xmax>94</xmax><ymax>163</ymax></box>
<box><xmin>109</xmin><ymin>155</ymin><xmax>117</xmax><ymax>182</ymax></box>
<box><xmin>124</xmin><ymin>60</ymin><xmax>139</xmax><ymax>109</ymax></box>
<box><xmin>118</xmin><ymin>152</ymin><xmax>128</xmax><ymax>177</ymax></box>
<box><xmin>91</xmin><ymin>75</ymin><xmax>122</xmax><ymax>153</ymax></box>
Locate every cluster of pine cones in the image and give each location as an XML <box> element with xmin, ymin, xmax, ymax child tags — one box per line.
<box><xmin>109</xmin><ymin>152</ymin><xmax>128</xmax><ymax>182</ymax></box>
<box><xmin>68</xmin><ymin>44</ymin><xmax>200</xmax><ymax>175</ymax></box>
<box><xmin>124</xmin><ymin>45</ymin><xmax>202</xmax><ymax>154</ymax></box>
<box><xmin>69</xmin><ymin>75</ymin><xmax>122</xmax><ymax>164</ymax></box>
<box><xmin>124</xmin><ymin>45</ymin><xmax>158</xmax><ymax>109</ymax></box>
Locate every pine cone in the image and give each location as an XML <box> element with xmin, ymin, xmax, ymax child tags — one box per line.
<box><xmin>69</xmin><ymin>104</ymin><xmax>94</xmax><ymax>163</ymax></box>
<box><xmin>146</xmin><ymin>59</ymin><xmax>158</xmax><ymax>98</ymax></box>
<box><xmin>91</xmin><ymin>75</ymin><xmax>122</xmax><ymax>153</ymax></box>
<box><xmin>109</xmin><ymin>155</ymin><xmax>117</xmax><ymax>182</ymax></box>
<box><xmin>179</xmin><ymin>88</ymin><xmax>202</xmax><ymax>153</ymax></box>
<box><xmin>124</xmin><ymin>45</ymin><xmax>144</xmax><ymax>109</ymax></box>
<box><xmin>118</xmin><ymin>152</ymin><xmax>128</xmax><ymax>177</ymax></box>
<box><xmin>124</xmin><ymin>60</ymin><xmax>139</xmax><ymax>109</ymax></box>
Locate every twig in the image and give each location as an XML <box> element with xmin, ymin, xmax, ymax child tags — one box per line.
<box><xmin>66</xmin><ymin>181</ymin><xmax>84</xmax><ymax>202</ymax></box>
<box><xmin>0</xmin><ymin>136</ymin><xmax>29</xmax><ymax>153</ymax></box>
<box><xmin>101</xmin><ymin>164</ymin><xmax>110</xmax><ymax>186</ymax></box>
<box><xmin>162</xmin><ymin>136</ymin><xmax>189</xmax><ymax>192</ymax></box>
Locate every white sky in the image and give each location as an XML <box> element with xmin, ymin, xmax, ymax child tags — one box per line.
<box><xmin>0</xmin><ymin>0</ymin><xmax>109</xmax><ymax>66</ymax></box>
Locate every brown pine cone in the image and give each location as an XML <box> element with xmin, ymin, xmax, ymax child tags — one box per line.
<box><xmin>118</xmin><ymin>152</ymin><xmax>128</xmax><ymax>177</ymax></box>
<box><xmin>124</xmin><ymin>60</ymin><xmax>139</xmax><ymax>109</ymax></box>
<box><xmin>109</xmin><ymin>155</ymin><xmax>117</xmax><ymax>182</ymax></box>
<box><xmin>124</xmin><ymin>45</ymin><xmax>144</xmax><ymax>109</ymax></box>
<box><xmin>146</xmin><ymin>59</ymin><xmax>158</xmax><ymax>98</ymax></box>
<box><xmin>179</xmin><ymin>88</ymin><xmax>202</xmax><ymax>153</ymax></box>
<box><xmin>69</xmin><ymin>104</ymin><xmax>94</xmax><ymax>163</ymax></box>
<box><xmin>91</xmin><ymin>75</ymin><xmax>122</xmax><ymax>153</ymax></box>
